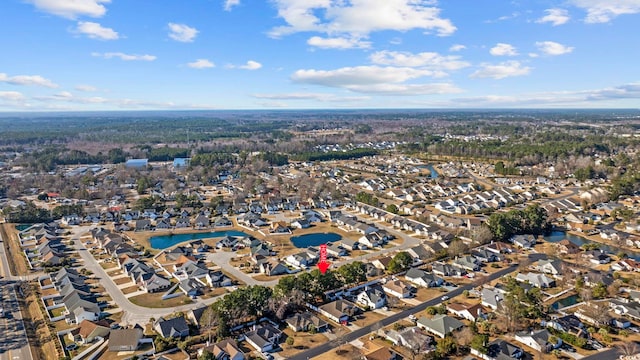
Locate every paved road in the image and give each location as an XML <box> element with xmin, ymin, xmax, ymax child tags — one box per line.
<box><xmin>0</xmin><ymin>282</ymin><xmax>33</xmax><ymax>360</ymax></box>
<box><xmin>581</xmin><ymin>348</ymin><xmax>618</xmax><ymax>360</ymax></box>
<box><xmin>68</xmin><ymin>227</ymin><xmax>227</xmax><ymax>326</ymax></box>
<box><xmin>0</xmin><ymin>228</ymin><xmax>33</xmax><ymax>360</ymax></box>
<box><xmin>289</xmin><ymin>255</ymin><xmax>545</xmax><ymax>360</ymax></box>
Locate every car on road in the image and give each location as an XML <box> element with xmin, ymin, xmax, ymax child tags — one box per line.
<box><xmin>441</xmin><ymin>295</ymin><xmax>449</xmax><ymax>301</ymax></box>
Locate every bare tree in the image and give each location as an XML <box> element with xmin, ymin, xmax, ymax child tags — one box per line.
<box><xmin>616</xmin><ymin>341</ymin><xmax>640</xmax><ymax>357</ymax></box>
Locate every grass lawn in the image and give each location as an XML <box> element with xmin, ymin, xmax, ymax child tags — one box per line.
<box><xmin>413</xmin><ymin>287</ymin><xmax>448</xmax><ymax>302</ymax></box>
<box><xmin>50</xmin><ymin>307</ymin><xmax>66</xmax><ymax>318</ymax></box>
<box><xmin>312</xmin><ymin>344</ymin><xmax>361</xmax><ymax>360</ymax></box>
<box><xmin>1</xmin><ymin>223</ymin><xmax>31</xmax><ymax>275</ymax></box>
<box><xmin>129</xmin><ymin>292</ymin><xmax>193</xmax><ymax>308</ymax></box>
<box><xmin>113</xmin><ymin>277</ymin><xmax>132</xmax><ymax>286</ymax></box>
<box><xmin>279</xmin><ymin>328</ymin><xmax>331</xmax><ymax>358</ymax></box>
<box><xmin>201</xmin><ymin>287</ymin><xmax>227</xmax><ymax>299</ymax></box>
<box><xmin>101</xmin><ymin>262</ymin><xmax>118</xmax><ymax>270</ymax></box>
<box><xmin>121</xmin><ymin>285</ymin><xmax>140</xmax><ymax>294</ymax></box>
<box><xmin>351</xmin><ymin>311</ymin><xmax>387</xmax><ymax>328</ymax></box>
<box><xmin>253</xmin><ymin>274</ymin><xmax>284</xmax><ymax>282</ymax></box>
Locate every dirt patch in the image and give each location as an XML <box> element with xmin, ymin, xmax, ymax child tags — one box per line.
<box><xmin>113</xmin><ymin>277</ymin><xmax>132</xmax><ymax>286</ymax></box>
<box><xmin>279</xmin><ymin>328</ymin><xmax>332</xmax><ymax>358</ymax></box>
<box><xmin>1</xmin><ymin>223</ymin><xmax>32</xmax><ymax>275</ymax></box>
<box><xmin>312</xmin><ymin>344</ymin><xmax>361</xmax><ymax>360</ymax></box>
<box><xmin>19</xmin><ymin>281</ymin><xmax>61</xmax><ymax>360</ymax></box>
<box><xmin>121</xmin><ymin>285</ymin><xmax>140</xmax><ymax>294</ymax></box>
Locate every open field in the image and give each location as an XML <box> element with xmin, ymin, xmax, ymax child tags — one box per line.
<box><xmin>21</xmin><ymin>282</ymin><xmax>61</xmax><ymax>360</ymax></box>
<box><xmin>1</xmin><ymin>223</ymin><xmax>31</xmax><ymax>275</ymax></box>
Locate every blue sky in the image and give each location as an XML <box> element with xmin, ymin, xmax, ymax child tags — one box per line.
<box><xmin>0</xmin><ymin>0</ymin><xmax>639</xmax><ymax>111</ymax></box>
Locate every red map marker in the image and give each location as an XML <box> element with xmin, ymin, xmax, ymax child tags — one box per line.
<box><xmin>317</xmin><ymin>244</ymin><xmax>330</xmax><ymax>274</ymax></box>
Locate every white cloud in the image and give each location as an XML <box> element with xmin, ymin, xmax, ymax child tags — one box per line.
<box><xmin>187</xmin><ymin>59</ymin><xmax>215</xmax><ymax>69</ymax></box>
<box><xmin>290</xmin><ymin>65</ymin><xmax>462</xmax><ymax>95</ymax></box>
<box><xmin>227</xmin><ymin>60</ymin><xmax>262</xmax><ymax>70</ymax></box>
<box><xmin>449</xmin><ymin>44</ymin><xmax>466</xmax><ymax>52</ymax></box>
<box><xmin>470</xmin><ymin>61</ymin><xmax>532</xmax><ymax>79</ymax></box>
<box><xmin>345</xmin><ymin>83</ymin><xmax>462</xmax><ymax>95</ymax></box>
<box><xmin>536</xmin><ymin>8</ymin><xmax>570</xmax><ymax>26</ymax></box>
<box><xmin>76</xmin><ymin>21</ymin><xmax>119</xmax><ymax>40</ymax></box>
<box><xmin>75</xmin><ymin>84</ymin><xmax>97</xmax><ymax>92</ymax></box>
<box><xmin>570</xmin><ymin>0</ymin><xmax>640</xmax><ymax>23</ymax></box>
<box><xmin>0</xmin><ymin>72</ymin><xmax>58</xmax><ymax>88</ymax></box>
<box><xmin>489</xmin><ymin>43</ymin><xmax>518</xmax><ymax>56</ymax></box>
<box><xmin>168</xmin><ymin>23</ymin><xmax>198</xmax><ymax>42</ymax></box>
<box><xmin>26</xmin><ymin>0</ymin><xmax>109</xmax><ymax>19</ymax></box>
<box><xmin>369</xmin><ymin>50</ymin><xmax>470</xmax><ymax>72</ymax></box>
<box><xmin>0</xmin><ymin>91</ymin><xmax>25</xmax><ymax>101</ymax></box>
<box><xmin>252</xmin><ymin>92</ymin><xmax>369</xmax><ymax>102</ymax></box>
<box><xmin>536</xmin><ymin>41</ymin><xmax>575</xmax><ymax>55</ymax></box>
<box><xmin>224</xmin><ymin>0</ymin><xmax>240</xmax><ymax>11</ymax></box>
<box><xmin>528</xmin><ymin>53</ymin><xmax>539</xmax><ymax>58</ymax></box>
<box><xmin>292</xmin><ymin>66</ymin><xmax>434</xmax><ymax>86</ymax></box>
<box><xmin>92</xmin><ymin>52</ymin><xmax>157</xmax><ymax>61</ymax></box>
<box><xmin>435</xmin><ymin>82</ymin><xmax>640</xmax><ymax>107</ymax></box>
<box><xmin>307</xmin><ymin>36</ymin><xmax>371</xmax><ymax>49</ymax></box>
<box><xmin>269</xmin><ymin>0</ymin><xmax>456</xmax><ymax>39</ymax></box>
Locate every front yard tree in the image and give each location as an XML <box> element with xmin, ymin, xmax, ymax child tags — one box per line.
<box><xmin>337</xmin><ymin>261</ymin><xmax>367</xmax><ymax>285</ymax></box>
<box><xmin>387</xmin><ymin>252</ymin><xmax>413</xmax><ymax>274</ymax></box>
<box><xmin>386</xmin><ymin>204</ymin><xmax>399</xmax><ymax>214</ymax></box>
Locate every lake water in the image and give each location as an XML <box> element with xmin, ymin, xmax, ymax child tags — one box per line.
<box><xmin>149</xmin><ymin>230</ymin><xmax>249</xmax><ymax>249</ymax></box>
<box><xmin>417</xmin><ymin>164</ymin><xmax>439</xmax><ymax>178</ymax></box>
<box><xmin>290</xmin><ymin>232</ymin><xmax>342</xmax><ymax>248</ymax></box>
<box><xmin>542</xmin><ymin>230</ymin><xmax>640</xmax><ymax>261</ymax></box>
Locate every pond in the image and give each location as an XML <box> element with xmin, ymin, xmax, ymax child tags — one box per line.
<box><xmin>290</xmin><ymin>232</ymin><xmax>342</xmax><ymax>248</ymax></box>
<box><xmin>149</xmin><ymin>230</ymin><xmax>250</xmax><ymax>249</ymax></box>
<box><xmin>542</xmin><ymin>230</ymin><xmax>640</xmax><ymax>261</ymax></box>
<box><xmin>417</xmin><ymin>164</ymin><xmax>439</xmax><ymax>178</ymax></box>
<box><xmin>551</xmin><ymin>294</ymin><xmax>579</xmax><ymax>310</ymax></box>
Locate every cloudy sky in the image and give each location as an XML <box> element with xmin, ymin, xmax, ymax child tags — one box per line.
<box><xmin>0</xmin><ymin>0</ymin><xmax>639</xmax><ymax>111</ymax></box>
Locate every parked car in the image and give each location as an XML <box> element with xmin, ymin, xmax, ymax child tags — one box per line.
<box><xmin>65</xmin><ymin>343</ymin><xmax>77</xmax><ymax>351</ymax></box>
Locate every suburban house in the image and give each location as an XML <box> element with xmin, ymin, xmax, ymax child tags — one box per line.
<box><xmin>545</xmin><ymin>315</ymin><xmax>588</xmax><ymax>338</ymax></box>
<box><xmin>356</xmin><ymin>285</ymin><xmax>387</xmax><ymax>309</ymax></box>
<box><xmin>382</xmin><ymin>279</ymin><xmax>413</xmax><ymax>299</ymax></box>
<box><xmin>510</xmin><ymin>234</ymin><xmax>536</xmax><ymax>249</ymax></box>
<box><xmin>108</xmin><ymin>328</ymin><xmax>144</xmax><ymax>352</ymax></box>
<box><xmin>243</xmin><ymin>323</ymin><xmax>282</xmax><ymax>353</ymax></box>
<box><xmin>154</xmin><ymin>316</ymin><xmax>190</xmax><ymax>338</ymax></box>
<box><xmin>515</xmin><ymin>272</ymin><xmax>556</xmax><ymax>288</ymax></box>
<box><xmin>197</xmin><ymin>339</ymin><xmax>245</xmax><ymax>360</ymax></box>
<box><xmin>473</xmin><ymin>339</ymin><xmax>524</xmax><ymax>360</ymax></box>
<box><xmin>317</xmin><ymin>299</ymin><xmax>359</xmax><ymax>325</ymax></box>
<box><xmin>514</xmin><ymin>329</ymin><xmax>561</xmax><ymax>353</ymax></box>
<box><xmin>383</xmin><ymin>326</ymin><xmax>433</xmax><ymax>352</ymax></box>
<box><xmin>446</xmin><ymin>302</ymin><xmax>487</xmax><ymax>322</ymax></box>
<box><xmin>284</xmin><ymin>312</ymin><xmax>328</xmax><ymax>332</ymax></box>
<box><xmin>405</xmin><ymin>268</ymin><xmax>443</xmax><ymax>288</ymax></box>
<box><xmin>481</xmin><ymin>287</ymin><xmax>505</xmax><ymax>310</ymax></box>
<box><xmin>416</xmin><ymin>315</ymin><xmax>464</xmax><ymax>338</ymax></box>
<box><xmin>67</xmin><ymin>319</ymin><xmax>110</xmax><ymax>344</ymax></box>
<box><xmin>556</xmin><ymin>239</ymin><xmax>581</xmax><ymax>254</ymax></box>
<box><xmin>432</xmin><ymin>262</ymin><xmax>465</xmax><ymax>277</ymax></box>
<box><xmin>532</xmin><ymin>259</ymin><xmax>564</xmax><ymax>276</ymax></box>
